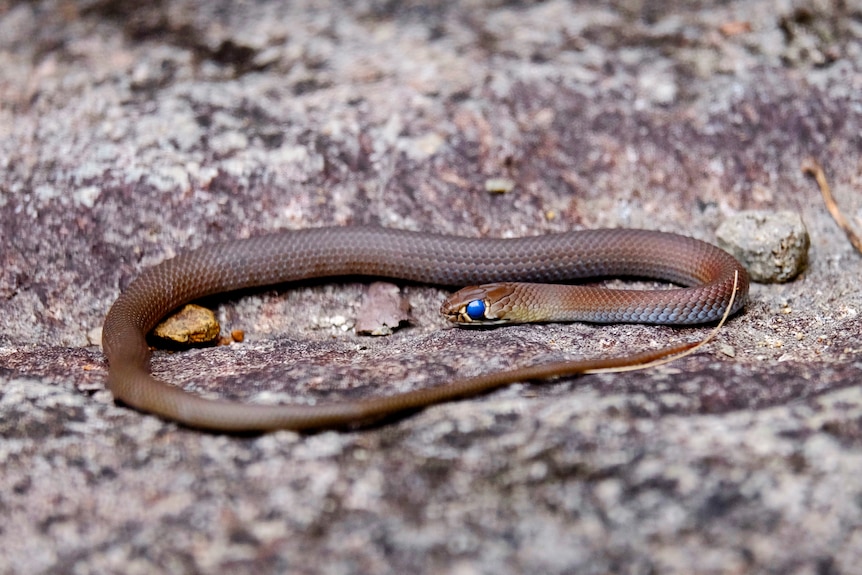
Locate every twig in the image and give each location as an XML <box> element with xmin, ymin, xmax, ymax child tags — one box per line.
<box><xmin>802</xmin><ymin>158</ymin><xmax>862</xmax><ymax>254</ymax></box>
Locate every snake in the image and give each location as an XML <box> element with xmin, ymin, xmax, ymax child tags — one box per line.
<box><xmin>102</xmin><ymin>226</ymin><xmax>749</xmax><ymax>432</ymax></box>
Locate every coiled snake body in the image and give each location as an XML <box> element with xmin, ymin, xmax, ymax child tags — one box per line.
<box><xmin>102</xmin><ymin>227</ymin><xmax>749</xmax><ymax>432</ymax></box>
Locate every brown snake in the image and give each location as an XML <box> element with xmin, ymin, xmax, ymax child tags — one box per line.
<box><xmin>102</xmin><ymin>227</ymin><xmax>749</xmax><ymax>432</ymax></box>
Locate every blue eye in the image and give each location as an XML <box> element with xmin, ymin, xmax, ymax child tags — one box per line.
<box><xmin>465</xmin><ymin>300</ymin><xmax>486</xmax><ymax>320</ymax></box>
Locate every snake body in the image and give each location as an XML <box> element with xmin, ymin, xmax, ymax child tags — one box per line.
<box><xmin>102</xmin><ymin>227</ymin><xmax>749</xmax><ymax>432</ymax></box>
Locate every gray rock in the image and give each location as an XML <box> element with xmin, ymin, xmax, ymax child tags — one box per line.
<box><xmin>2</xmin><ymin>2</ymin><xmax>862</xmax><ymax>574</ymax></box>
<box><xmin>716</xmin><ymin>211</ymin><xmax>810</xmax><ymax>283</ymax></box>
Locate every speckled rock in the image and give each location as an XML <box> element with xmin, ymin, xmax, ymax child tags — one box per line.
<box><xmin>716</xmin><ymin>210</ymin><xmax>810</xmax><ymax>283</ymax></box>
<box><xmin>2</xmin><ymin>1</ymin><xmax>862</xmax><ymax>574</ymax></box>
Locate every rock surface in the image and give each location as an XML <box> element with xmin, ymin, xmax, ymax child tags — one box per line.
<box><xmin>2</xmin><ymin>1</ymin><xmax>862</xmax><ymax>573</ymax></box>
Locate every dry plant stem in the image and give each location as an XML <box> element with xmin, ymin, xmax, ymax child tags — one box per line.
<box><xmin>802</xmin><ymin>158</ymin><xmax>862</xmax><ymax>253</ymax></box>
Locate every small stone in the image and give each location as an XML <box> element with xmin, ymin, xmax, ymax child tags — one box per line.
<box><xmin>355</xmin><ymin>282</ymin><xmax>411</xmax><ymax>336</ymax></box>
<box><xmin>716</xmin><ymin>211</ymin><xmax>809</xmax><ymax>283</ymax></box>
<box><xmin>484</xmin><ymin>178</ymin><xmax>515</xmax><ymax>194</ymax></box>
<box><xmin>88</xmin><ymin>326</ymin><xmax>103</xmax><ymax>347</ymax></box>
<box><xmin>152</xmin><ymin>304</ymin><xmax>220</xmax><ymax>346</ymax></box>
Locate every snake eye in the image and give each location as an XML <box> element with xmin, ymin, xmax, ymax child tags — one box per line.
<box><xmin>465</xmin><ymin>299</ymin><xmax>486</xmax><ymax>320</ymax></box>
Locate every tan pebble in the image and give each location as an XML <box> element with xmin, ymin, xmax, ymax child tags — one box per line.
<box><xmin>152</xmin><ymin>304</ymin><xmax>220</xmax><ymax>346</ymax></box>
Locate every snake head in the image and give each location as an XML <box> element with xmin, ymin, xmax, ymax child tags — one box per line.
<box><xmin>441</xmin><ymin>283</ymin><xmax>520</xmax><ymax>325</ymax></box>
